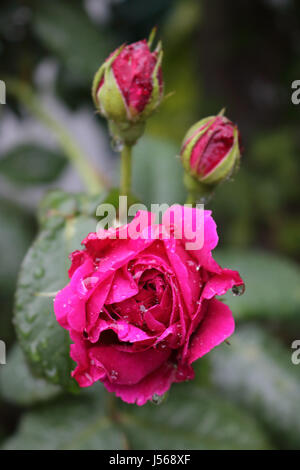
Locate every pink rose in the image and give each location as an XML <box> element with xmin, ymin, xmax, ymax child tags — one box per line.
<box><xmin>54</xmin><ymin>205</ymin><xmax>243</xmax><ymax>405</ymax></box>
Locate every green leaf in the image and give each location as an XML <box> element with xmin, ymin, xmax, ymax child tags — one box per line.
<box><xmin>37</xmin><ymin>189</ymin><xmax>123</xmax><ymax>230</ymax></box>
<box><xmin>0</xmin><ymin>345</ymin><xmax>61</xmax><ymax>407</ymax></box>
<box><xmin>1</xmin><ymin>385</ymin><xmax>125</xmax><ymax>450</ymax></box>
<box><xmin>38</xmin><ymin>190</ymin><xmax>80</xmax><ymax>228</ymax></box>
<box><xmin>14</xmin><ymin>210</ymin><xmax>97</xmax><ymax>391</ymax></box>
<box><xmin>0</xmin><ymin>144</ymin><xmax>67</xmax><ymax>185</ymax></box>
<box><xmin>0</xmin><ymin>199</ymin><xmax>35</xmax><ymax>343</ymax></box>
<box><xmin>0</xmin><ymin>199</ymin><xmax>35</xmax><ymax>294</ymax></box>
<box><xmin>120</xmin><ymin>384</ymin><xmax>271</xmax><ymax>450</ymax></box>
<box><xmin>33</xmin><ymin>1</ymin><xmax>115</xmax><ymax>82</ymax></box>
<box><xmin>215</xmin><ymin>249</ymin><xmax>300</xmax><ymax>319</ymax></box>
<box><xmin>210</xmin><ymin>325</ymin><xmax>300</xmax><ymax>449</ymax></box>
<box><xmin>132</xmin><ymin>136</ymin><xmax>186</xmax><ymax>207</ymax></box>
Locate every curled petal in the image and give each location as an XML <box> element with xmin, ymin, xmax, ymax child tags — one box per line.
<box><xmin>202</xmin><ymin>268</ymin><xmax>244</xmax><ymax>300</ymax></box>
<box><xmin>188</xmin><ymin>298</ymin><xmax>235</xmax><ymax>364</ymax></box>
<box><xmin>103</xmin><ymin>361</ymin><xmax>177</xmax><ymax>406</ymax></box>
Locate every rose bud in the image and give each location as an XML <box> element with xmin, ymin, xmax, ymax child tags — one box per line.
<box><xmin>181</xmin><ymin>114</ymin><xmax>242</xmax><ymax>191</ymax></box>
<box><xmin>92</xmin><ymin>37</ymin><xmax>164</xmax><ymax>145</ymax></box>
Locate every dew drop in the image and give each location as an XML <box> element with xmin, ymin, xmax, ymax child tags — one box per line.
<box><xmin>232</xmin><ymin>283</ymin><xmax>245</xmax><ymax>296</ymax></box>
<box><xmin>26</xmin><ymin>310</ymin><xmax>37</xmax><ymax>323</ymax></box>
<box><xmin>110</xmin><ymin>370</ymin><xmax>119</xmax><ymax>382</ymax></box>
<box><xmin>85</xmin><ymin>372</ymin><xmax>93</xmax><ymax>383</ymax></box>
<box><xmin>198</xmin><ymin>194</ymin><xmax>211</xmax><ymax>205</ymax></box>
<box><xmin>46</xmin><ymin>367</ymin><xmax>57</xmax><ymax>379</ymax></box>
<box><xmin>83</xmin><ymin>276</ymin><xmax>98</xmax><ymax>290</ymax></box>
<box><xmin>20</xmin><ymin>281</ymin><xmax>30</xmax><ymax>288</ymax></box>
<box><xmin>18</xmin><ymin>323</ymin><xmax>31</xmax><ymax>337</ymax></box>
<box><xmin>111</xmin><ymin>136</ymin><xmax>124</xmax><ymax>153</ymax></box>
<box><xmin>151</xmin><ymin>393</ymin><xmax>165</xmax><ymax>405</ymax></box>
<box><xmin>33</xmin><ymin>267</ymin><xmax>45</xmax><ymax>279</ymax></box>
<box><xmin>187</xmin><ymin>260</ymin><xmax>195</xmax><ymax>268</ymax></box>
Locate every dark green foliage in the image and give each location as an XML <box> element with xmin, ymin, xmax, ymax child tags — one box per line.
<box><xmin>0</xmin><ymin>144</ymin><xmax>67</xmax><ymax>185</ymax></box>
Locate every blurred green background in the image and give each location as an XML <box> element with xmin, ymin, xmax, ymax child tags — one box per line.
<box><xmin>0</xmin><ymin>0</ymin><xmax>300</xmax><ymax>450</ymax></box>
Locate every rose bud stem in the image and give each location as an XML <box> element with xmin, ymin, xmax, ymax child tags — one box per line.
<box><xmin>120</xmin><ymin>144</ymin><xmax>132</xmax><ymax>199</ymax></box>
<box><xmin>180</xmin><ymin>111</ymin><xmax>242</xmax><ymax>205</ymax></box>
<box><xmin>184</xmin><ymin>173</ymin><xmax>214</xmax><ymax>206</ymax></box>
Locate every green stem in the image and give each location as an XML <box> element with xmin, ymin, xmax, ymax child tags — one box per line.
<box><xmin>120</xmin><ymin>144</ymin><xmax>132</xmax><ymax>197</ymax></box>
<box><xmin>7</xmin><ymin>79</ymin><xmax>106</xmax><ymax>195</ymax></box>
<box><xmin>185</xmin><ymin>192</ymin><xmax>196</xmax><ymax>206</ymax></box>
<box><xmin>119</xmin><ymin>144</ymin><xmax>132</xmax><ymax>223</ymax></box>
<box><xmin>107</xmin><ymin>392</ymin><xmax>118</xmax><ymax>422</ymax></box>
<box><xmin>184</xmin><ymin>172</ymin><xmax>214</xmax><ymax>206</ymax></box>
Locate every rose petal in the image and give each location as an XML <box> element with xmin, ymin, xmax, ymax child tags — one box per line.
<box><xmin>89</xmin><ymin>343</ymin><xmax>171</xmax><ymax>385</ymax></box>
<box><xmin>70</xmin><ymin>333</ymin><xmax>106</xmax><ymax>387</ymax></box>
<box><xmin>202</xmin><ymin>268</ymin><xmax>244</xmax><ymax>300</ymax></box>
<box><xmin>88</xmin><ymin>319</ymin><xmax>154</xmax><ymax>345</ymax></box>
<box><xmin>163</xmin><ymin>205</ymin><xmax>221</xmax><ymax>273</ymax></box>
<box><xmin>86</xmin><ymin>274</ymin><xmax>114</xmax><ymax>330</ymax></box>
<box><xmin>102</xmin><ymin>361</ymin><xmax>177</xmax><ymax>406</ymax></box>
<box><xmin>188</xmin><ymin>298</ymin><xmax>235</xmax><ymax>363</ymax></box>
<box><xmin>68</xmin><ymin>250</ymin><xmax>88</xmax><ymax>278</ymax></box>
<box><xmin>163</xmin><ymin>237</ymin><xmax>201</xmax><ymax>315</ymax></box>
<box><xmin>106</xmin><ymin>266</ymin><xmax>139</xmax><ymax>304</ymax></box>
<box><xmin>54</xmin><ymin>284</ymin><xmax>85</xmax><ymax>332</ymax></box>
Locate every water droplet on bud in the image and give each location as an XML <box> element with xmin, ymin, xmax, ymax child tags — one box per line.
<box><xmin>111</xmin><ymin>137</ymin><xmax>124</xmax><ymax>153</ymax></box>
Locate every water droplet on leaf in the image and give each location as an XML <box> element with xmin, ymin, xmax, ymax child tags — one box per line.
<box><xmin>33</xmin><ymin>267</ymin><xmax>45</xmax><ymax>279</ymax></box>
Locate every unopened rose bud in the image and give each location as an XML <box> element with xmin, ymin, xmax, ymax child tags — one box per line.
<box><xmin>181</xmin><ymin>114</ymin><xmax>242</xmax><ymax>194</ymax></box>
<box><xmin>92</xmin><ymin>38</ymin><xmax>164</xmax><ymax>146</ymax></box>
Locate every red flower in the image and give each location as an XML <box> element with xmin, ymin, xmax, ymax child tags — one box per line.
<box><xmin>54</xmin><ymin>206</ymin><xmax>243</xmax><ymax>405</ymax></box>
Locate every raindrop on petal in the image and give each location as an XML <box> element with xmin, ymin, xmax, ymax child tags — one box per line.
<box><xmin>232</xmin><ymin>283</ymin><xmax>245</xmax><ymax>296</ymax></box>
<box><xmin>110</xmin><ymin>370</ymin><xmax>119</xmax><ymax>382</ymax></box>
<box><xmin>151</xmin><ymin>393</ymin><xmax>166</xmax><ymax>405</ymax></box>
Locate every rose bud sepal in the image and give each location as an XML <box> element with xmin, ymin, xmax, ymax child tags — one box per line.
<box><xmin>92</xmin><ymin>46</ymin><xmax>128</xmax><ymax>123</ymax></box>
<box><xmin>108</xmin><ymin>120</ymin><xmax>146</xmax><ymax>149</ymax></box>
<box><xmin>181</xmin><ymin>117</ymin><xmax>213</xmax><ymax>174</ymax></box>
<box><xmin>200</xmin><ymin>126</ymin><xmax>240</xmax><ymax>186</ymax></box>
